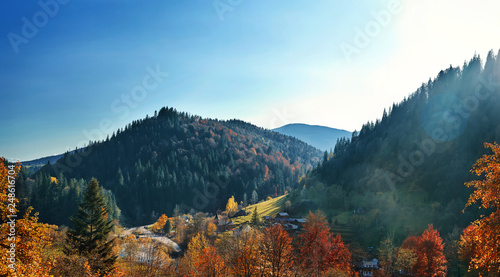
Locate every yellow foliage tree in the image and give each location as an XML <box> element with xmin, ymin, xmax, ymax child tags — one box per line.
<box><xmin>51</xmin><ymin>254</ymin><xmax>96</xmax><ymax>277</ymax></box>
<box><xmin>188</xmin><ymin>233</ymin><xmax>210</xmax><ymax>258</ymax></box>
<box><xmin>151</xmin><ymin>214</ymin><xmax>169</xmax><ymax>233</ymax></box>
<box><xmin>206</xmin><ymin>222</ymin><xmax>217</xmax><ymax>237</ymax></box>
<box><xmin>178</xmin><ymin>233</ymin><xmax>211</xmax><ymax>276</ymax></box>
<box><xmin>0</xmin><ymin>158</ymin><xmax>54</xmax><ymax>276</ymax></box>
<box><xmin>225</xmin><ymin>196</ymin><xmax>238</xmax><ymax>217</ymax></box>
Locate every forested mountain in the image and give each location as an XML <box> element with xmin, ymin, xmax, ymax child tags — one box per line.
<box><xmin>15</xmin><ymin>167</ymin><xmax>121</xmax><ymax>227</ymax></box>
<box><xmin>33</xmin><ymin>108</ymin><xmax>322</xmax><ymax>226</ymax></box>
<box><xmin>273</xmin><ymin>123</ymin><xmax>351</xmax><ymax>151</ymax></box>
<box><xmin>21</xmin><ymin>148</ymin><xmax>84</xmax><ymax>174</ymax></box>
<box><xmin>299</xmin><ymin>50</ymin><xmax>500</xmax><ymax>246</ymax></box>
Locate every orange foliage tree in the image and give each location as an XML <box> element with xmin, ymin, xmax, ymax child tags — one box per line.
<box><xmin>151</xmin><ymin>214</ymin><xmax>169</xmax><ymax>233</ymax></box>
<box><xmin>260</xmin><ymin>224</ymin><xmax>294</xmax><ymax>277</ymax></box>
<box><xmin>0</xmin><ymin>158</ymin><xmax>54</xmax><ymax>276</ymax></box>
<box><xmin>401</xmin><ymin>226</ymin><xmax>446</xmax><ymax>277</ymax></box>
<box><xmin>415</xmin><ymin>225</ymin><xmax>447</xmax><ymax>277</ymax></box>
<box><xmin>178</xmin><ymin>233</ymin><xmax>210</xmax><ymax>276</ymax></box>
<box><xmin>297</xmin><ymin>211</ymin><xmax>352</xmax><ymax>276</ymax></box>
<box><xmin>461</xmin><ymin>142</ymin><xmax>500</xmax><ymax>274</ymax></box>
<box><xmin>192</xmin><ymin>246</ymin><xmax>226</xmax><ymax>277</ymax></box>
<box><xmin>229</xmin><ymin>229</ymin><xmax>263</xmax><ymax>276</ymax></box>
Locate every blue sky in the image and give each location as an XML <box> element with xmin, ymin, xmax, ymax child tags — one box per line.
<box><xmin>1</xmin><ymin>0</ymin><xmax>500</xmax><ymax>161</ymax></box>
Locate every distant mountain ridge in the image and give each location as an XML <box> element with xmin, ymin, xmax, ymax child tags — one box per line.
<box><xmin>22</xmin><ymin>148</ymin><xmax>83</xmax><ymax>167</ymax></box>
<box><xmin>273</xmin><ymin>123</ymin><xmax>351</xmax><ymax>151</ymax></box>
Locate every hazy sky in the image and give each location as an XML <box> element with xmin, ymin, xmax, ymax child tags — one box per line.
<box><xmin>1</xmin><ymin>0</ymin><xmax>500</xmax><ymax>161</ymax></box>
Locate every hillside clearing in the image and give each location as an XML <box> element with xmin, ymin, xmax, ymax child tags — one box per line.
<box><xmin>232</xmin><ymin>195</ymin><xmax>288</xmax><ymax>225</ymax></box>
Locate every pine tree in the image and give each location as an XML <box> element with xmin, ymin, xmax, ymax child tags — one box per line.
<box><xmin>164</xmin><ymin>219</ymin><xmax>172</xmax><ymax>235</ymax></box>
<box><xmin>251</xmin><ymin>190</ymin><xmax>258</xmax><ymax>205</ymax></box>
<box><xmin>64</xmin><ymin>178</ymin><xmax>117</xmax><ymax>276</ymax></box>
<box><xmin>251</xmin><ymin>207</ymin><xmax>259</xmax><ymax>226</ymax></box>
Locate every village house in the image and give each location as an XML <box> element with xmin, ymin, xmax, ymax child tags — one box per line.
<box><xmin>357</xmin><ymin>258</ymin><xmax>379</xmax><ymax>277</ymax></box>
<box><xmin>215</xmin><ymin>213</ymin><xmax>236</xmax><ymax>233</ymax></box>
<box><xmin>232</xmin><ymin>225</ymin><xmax>252</xmax><ymax>237</ymax></box>
<box><xmin>261</xmin><ymin>212</ymin><xmax>306</xmax><ymax>233</ymax></box>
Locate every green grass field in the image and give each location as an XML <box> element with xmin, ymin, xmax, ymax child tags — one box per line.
<box><xmin>232</xmin><ymin>195</ymin><xmax>288</xmax><ymax>225</ymax></box>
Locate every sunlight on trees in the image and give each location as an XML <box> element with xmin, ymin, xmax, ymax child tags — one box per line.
<box><xmin>260</xmin><ymin>224</ymin><xmax>294</xmax><ymax>276</ymax></box>
<box><xmin>297</xmin><ymin>211</ymin><xmax>352</xmax><ymax>276</ymax></box>
<box><xmin>0</xmin><ymin>158</ymin><xmax>54</xmax><ymax>276</ymax></box>
<box><xmin>225</xmin><ymin>196</ymin><xmax>238</xmax><ymax>217</ymax></box>
<box><xmin>64</xmin><ymin>178</ymin><xmax>117</xmax><ymax>276</ymax></box>
<box><xmin>461</xmin><ymin>142</ymin><xmax>500</xmax><ymax>275</ymax></box>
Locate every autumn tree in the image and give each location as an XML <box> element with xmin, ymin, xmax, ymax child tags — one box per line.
<box><xmin>188</xmin><ymin>233</ymin><xmax>210</xmax><ymax>258</ymax></box>
<box><xmin>51</xmin><ymin>254</ymin><xmax>96</xmax><ymax>277</ymax></box>
<box><xmin>178</xmin><ymin>232</ymin><xmax>211</xmax><ymax>275</ymax></box>
<box><xmin>192</xmin><ymin>246</ymin><xmax>227</xmax><ymax>277</ymax></box>
<box><xmin>65</xmin><ymin>178</ymin><xmax>117</xmax><ymax>276</ymax></box>
<box><xmin>297</xmin><ymin>211</ymin><xmax>352</xmax><ymax>276</ymax></box>
<box><xmin>260</xmin><ymin>224</ymin><xmax>294</xmax><ymax>276</ymax></box>
<box><xmin>401</xmin><ymin>236</ymin><xmax>419</xmax><ymax>252</ymax></box>
<box><xmin>461</xmin><ymin>142</ymin><xmax>500</xmax><ymax>274</ymax></box>
<box><xmin>402</xmin><ymin>225</ymin><xmax>446</xmax><ymax>277</ymax></box>
<box><xmin>151</xmin><ymin>214</ymin><xmax>169</xmax><ymax>234</ymax></box>
<box><xmin>397</xmin><ymin>236</ymin><xmax>421</xmax><ymax>276</ymax></box>
<box><xmin>228</xmin><ymin>229</ymin><xmax>263</xmax><ymax>276</ymax></box>
<box><xmin>394</xmin><ymin>248</ymin><xmax>417</xmax><ymax>276</ymax></box>
<box><xmin>173</xmin><ymin>216</ymin><xmax>187</xmax><ymax>244</ymax></box>
<box><xmin>378</xmin><ymin>236</ymin><xmax>396</xmax><ymax>276</ymax></box>
<box><xmin>120</xmin><ymin>234</ymin><xmax>139</xmax><ymax>273</ymax></box>
<box><xmin>226</xmin><ymin>196</ymin><xmax>238</xmax><ymax>217</ymax></box>
<box><xmin>206</xmin><ymin>222</ymin><xmax>217</xmax><ymax>238</ymax></box>
<box><xmin>0</xmin><ymin>159</ymin><xmax>54</xmax><ymax>276</ymax></box>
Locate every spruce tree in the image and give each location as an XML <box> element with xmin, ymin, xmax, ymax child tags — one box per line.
<box><xmin>64</xmin><ymin>178</ymin><xmax>116</xmax><ymax>276</ymax></box>
<box><xmin>251</xmin><ymin>207</ymin><xmax>259</xmax><ymax>226</ymax></box>
<box><xmin>251</xmin><ymin>189</ymin><xmax>258</xmax><ymax>205</ymax></box>
<box><xmin>164</xmin><ymin>219</ymin><xmax>172</xmax><ymax>235</ymax></box>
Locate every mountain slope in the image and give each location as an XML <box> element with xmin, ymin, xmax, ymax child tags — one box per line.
<box><xmin>38</xmin><ymin>107</ymin><xmax>322</xmax><ymax>225</ymax></box>
<box><xmin>21</xmin><ymin>148</ymin><xmax>84</xmax><ymax>174</ymax></box>
<box><xmin>273</xmin><ymin>123</ymin><xmax>351</xmax><ymax>151</ymax></box>
<box><xmin>300</xmin><ymin>50</ymin><xmax>500</xmax><ymax>246</ymax></box>
<box><xmin>22</xmin><ymin>154</ymin><xmax>64</xmax><ymax>167</ymax></box>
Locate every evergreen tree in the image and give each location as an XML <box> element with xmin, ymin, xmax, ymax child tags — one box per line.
<box><xmin>252</xmin><ymin>190</ymin><xmax>258</xmax><ymax>205</ymax></box>
<box><xmin>251</xmin><ymin>207</ymin><xmax>260</xmax><ymax>226</ymax></box>
<box><xmin>164</xmin><ymin>219</ymin><xmax>172</xmax><ymax>235</ymax></box>
<box><xmin>64</xmin><ymin>178</ymin><xmax>117</xmax><ymax>276</ymax></box>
